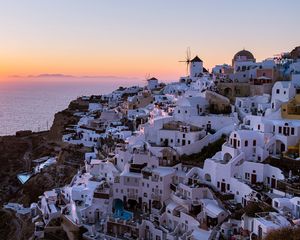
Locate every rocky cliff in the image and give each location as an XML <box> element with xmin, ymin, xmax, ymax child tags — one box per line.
<box><xmin>0</xmin><ymin>99</ymin><xmax>89</xmax><ymax>239</ymax></box>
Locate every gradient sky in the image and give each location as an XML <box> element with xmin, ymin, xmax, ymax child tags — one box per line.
<box><xmin>0</xmin><ymin>0</ymin><xmax>299</xmax><ymax>81</ymax></box>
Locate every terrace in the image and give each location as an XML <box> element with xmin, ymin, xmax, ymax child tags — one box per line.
<box><xmin>162</xmin><ymin>121</ymin><xmax>202</xmax><ymax>132</ymax></box>
<box><xmin>277</xmin><ymin>176</ymin><xmax>300</xmax><ymax>196</ymax></box>
<box><xmin>93</xmin><ymin>183</ymin><xmax>111</xmax><ymax>199</ymax></box>
<box><xmin>255</xmin><ymin>212</ymin><xmax>290</xmax><ymax>228</ymax></box>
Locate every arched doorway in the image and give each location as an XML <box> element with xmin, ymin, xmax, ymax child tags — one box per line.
<box><xmin>275</xmin><ymin>140</ymin><xmax>285</xmax><ymax>155</ymax></box>
<box><xmin>113</xmin><ymin>198</ymin><xmax>124</xmax><ymax>213</ymax></box>
<box><xmin>204</xmin><ymin>173</ymin><xmax>212</xmax><ymax>182</ymax></box>
<box><xmin>224</xmin><ymin>87</ymin><xmax>233</xmax><ymax>98</ymax></box>
<box><xmin>223</xmin><ymin>152</ymin><xmax>233</xmax><ymax>162</ymax></box>
<box><xmin>127</xmin><ymin>199</ymin><xmax>138</xmax><ymax>210</ymax></box>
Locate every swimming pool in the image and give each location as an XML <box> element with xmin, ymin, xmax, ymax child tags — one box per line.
<box><xmin>113</xmin><ymin>209</ymin><xmax>133</xmax><ymax>221</ymax></box>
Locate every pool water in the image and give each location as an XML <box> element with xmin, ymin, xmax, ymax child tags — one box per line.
<box><xmin>113</xmin><ymin>209</ymin><xmax>133</xmax><ymax>221</ymax></box>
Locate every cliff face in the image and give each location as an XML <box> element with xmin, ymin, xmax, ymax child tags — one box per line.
<box><xmin>48</xmin><ymin>108</ymin><xmax>80</xmax><ymax>142</ymax></box>
<box><xmin>0</xmin><ymin>100</ymin><xmax>88</xmax><ymax>239</ymax></box>
<box><xmin>0</xmin><ymin>135</ymin><xmax>37</xmax><ymax>204</ymax></box>
<box><xmin>0</xmin><ymin>209</ymin><xmax>34</xmax><ymax>240</ymax></box>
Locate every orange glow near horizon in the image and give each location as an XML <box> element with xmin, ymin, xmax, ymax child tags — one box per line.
<box><xmin>0</xmin><ymin>1</ymin><xmax>299</xmax><ymax>82</ymax></box>
<box><xmin>0</xmin><ymin>50</ymin><xmax>283</xmax><ymax>82</ymax></box>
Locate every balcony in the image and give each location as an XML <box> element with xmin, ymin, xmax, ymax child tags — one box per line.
<box><xmin>171</xmin><ymin>192</ymin><xmax>191</xmax><ymax>205</ymax></box>
<box><xmin>151</xmin><ymin>193</ymin><xmax>161</xmax><ymax>201</ymax></box>
<box><xmin>129</xmin><ymin>163</ymin><xmax>147</xmax><ymax>173</ymax></box>
<box><xmin>151</xmin><ymin>176</ymin><xmax>159</xmax><ymax>182</ymax></box>
<box><xmin>127</xmin><ymin>193</ymin><xmax>138</xmax><ymax>200</ymax></box>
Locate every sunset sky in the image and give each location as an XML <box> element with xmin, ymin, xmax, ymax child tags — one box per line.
<box><xmin>0</xmin><ymin>0</ymin><xmax>299</xmax><ymax>81</ymax></box>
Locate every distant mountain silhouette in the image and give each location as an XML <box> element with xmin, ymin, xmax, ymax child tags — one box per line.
<box><xmin>27</xmin><ymin>73</ymin><xmax>75</xmax><ymax>78</ymax></box>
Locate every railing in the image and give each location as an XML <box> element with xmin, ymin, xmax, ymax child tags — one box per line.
<box><xmin>128</xmin><ymin>194</ymin><xmax>138</xmax><ymax>200</ymax></box>
<box><xmin>151</xmin><ymin>194</ymin><xmax>161</xmax><ymax>201</ymax></box>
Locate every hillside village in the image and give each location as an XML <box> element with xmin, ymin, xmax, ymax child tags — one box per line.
<box><xmin>7</xmin><ymin>46</ymin><xmax>300</xmax><ymax>240</ymax></box>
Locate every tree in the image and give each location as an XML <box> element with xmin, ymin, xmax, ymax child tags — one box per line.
<box><xmin>265</xmin><ymin>227</ymin><xmax>300</xmax><ymax>240</ymax></box>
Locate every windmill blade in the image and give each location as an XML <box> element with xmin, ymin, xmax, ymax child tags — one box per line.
<box><xmin>186</xmin><ymin>47</ymin><xmax>191</xmax><ymax>61</ymax></box>
<box><xmin>146</xmin><ymin>73</ymin><xmax>151</xmax><ymax>79</ymax></box>
<box><xmin>186</xmin><ymin>62</ymin><xmax>189</xmax><ymax>76</ymax></box>
<box><xmin>178</xmin><ymin>47</ymin><xmax>192</xmax><ymax>76</ymax></box>
<box><xmin>144</xmin><ymin>73</ymin><xmax>151</xmax><ymax>83</ymax></box>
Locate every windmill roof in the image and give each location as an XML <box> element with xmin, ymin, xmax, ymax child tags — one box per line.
<box><xmin>148</xmin><ymin>77</ymin><xmax>158</xmax><ymax>81</ymax></box>
<box><xmin>191</xmin><ymin>56</ymin><xmax>203</xmax><ymax>62</ymax></box>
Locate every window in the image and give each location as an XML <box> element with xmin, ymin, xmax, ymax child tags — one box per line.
<box><xmin>245</xmin><ymin>140</ymin><xmax>248</xmax><ymax>147</ymax></box>
<box><xmin>258</xmin><ymin>124</ymin><xmax>260</xmax><ymax>130</ymax></box>
<box><xmin>227</xmin><ymin>184</ymin><xmax>230</xmax><ymax>190</ymax></box>
<box><xmin>245</xmin><ymin>173</ymin><xmax>250</xmax><ymax>180</ymax></box>
<box><xmin>188</xmin><ymin>140</ymin><xmax>191</xmax><ymax>144</ymax></box>
<box><xmin>291</xmin><ymin>128</ymin><xmax>295</xmax><ymax>135</ymax></box>
<box><xmin>185</xmin><ymin>110</ymin><xmax>187</xmax><ymax>114</ymax></box>
<box><xmin>178</xmin><ymin>110</ymin><xmax>180</xmax><ymax>114</ymax></box>
<box><xmin>183</xmin><ymin>134</ymin><xmax>185</xmax><ymax>138</ymax></box>
<box><xmin>253</xmin><ymin>140</ymin><xmax>256</xmax><ymax>146</ymax></box>
<box><xmin>217</xmin><ymin>182</ymin><xmax>220</xmax><ymax>188</ymax></box>
<box><xmin>276</xmin><ymin>89</ymin><xmax>280</xmax><ymax>94</ymax></box>
<box><xmin>279</xmin><ymin>126</ymin><xmax>282</xmax><ymax>134</ymax></box>
<box><xmin>160</xmin><ymin>138</ymin><xmax>163</xmax><ymax>142</ymax></box>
